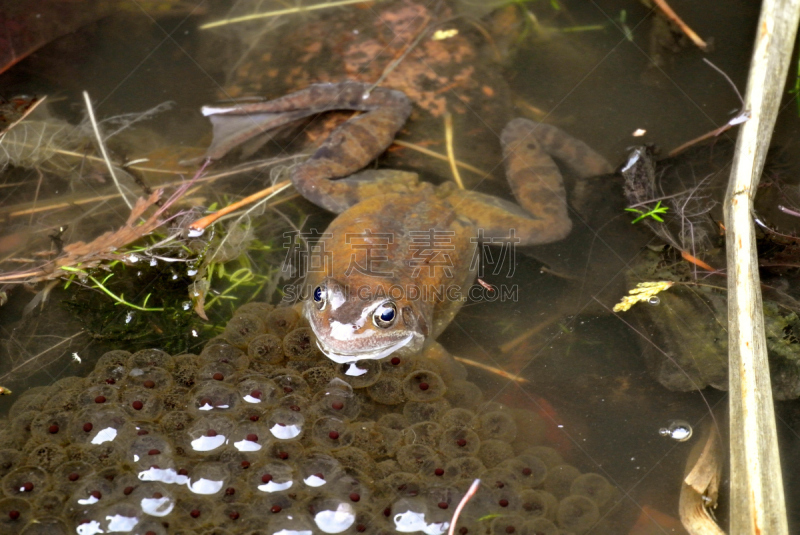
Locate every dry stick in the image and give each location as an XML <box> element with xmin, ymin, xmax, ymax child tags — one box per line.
<box><xmin>393</xmin><ymin>139</ymin><xmax>487</xmax><ymax>177</ymax></box>
<box><xmin>448</xmin><ymin>479</ymin><xmax>480</xmax><ymax>535</ymax></box>
<box><xmin>452</xmin><ymin>356</ymin><xmax>527</xmax><ymax>384</ymax></box>
<box><xmin>83</xmin><ymin>91</ymin><xmax>133</xmax><ymax>210</ymax></box>
<box><xmin>667</xmin><ymin>111</ymin><xmax>749</xmax><ymax>157</ymax></box>
<box><xmin>650</xmin><ymin>0</ymin><xmax>708</xmax><ymax>51</ymax></box>
<box><xmin>444</xmin><ymin>112</ymin><xmax>465</xmax><ymax>189</ymax></box>
<box><xmin>188</xmin><ymin>180</ymin><xmax>292</xmax><ymax>234</ymax></box>
<box><xmin>724</xmin><ymin>0</ymin><xmax>800</xmax><ymax>533</ymax></box>
<box><xmin>199</xmin><ymin>0</ymin><xmax>375</xmax><ymax>29</ymax></box>
<box><xmin>1</xmin><ymin>156</ymin><xmax>297</xmax><ymax>220</ymax></box>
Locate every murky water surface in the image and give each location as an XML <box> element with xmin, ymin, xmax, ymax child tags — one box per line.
<box><xmin>1</xmin><ymin>0</ymin><xmax>800</xmax><ymax>533</ymax></box>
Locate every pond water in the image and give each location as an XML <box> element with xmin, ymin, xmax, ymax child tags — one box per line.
<box><xmin>1</xmin><ymin>0</ymin><xmax>800</xmax><ymax>533</ymax></box>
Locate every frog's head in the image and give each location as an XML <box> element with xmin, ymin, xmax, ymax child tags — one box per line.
<box><xmin>304</xmin><ymin>278</ymin><xmax>428</xmax><ymax>364</ymax></box>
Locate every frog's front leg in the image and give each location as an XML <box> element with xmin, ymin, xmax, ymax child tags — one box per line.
<box><xmin>448</xmin><ymin>118</ymin><xmax>613</xmax><ymax>245</ymax></box>
<box><xmin>203</xmin><ymin>82</ymin><xmax>411</xmax><ymax>213</ymax></box>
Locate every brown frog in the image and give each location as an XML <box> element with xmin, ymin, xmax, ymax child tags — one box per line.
<box><xmin>203</xmin><ymin>81</ymin><xmax>612</xmax><ymax>364</ymax></box>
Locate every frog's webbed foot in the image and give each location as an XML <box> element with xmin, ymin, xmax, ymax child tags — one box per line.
<box><xmin>449</xmin><ymin>118</ymin><xmax>613</xmax><ymax>246</ymax></box>
<box><xmin>203</xmin><ymin>82</ymin><xmax>412</xmax><ymax>213</ymax></box>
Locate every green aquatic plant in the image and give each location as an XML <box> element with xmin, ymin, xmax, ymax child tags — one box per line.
<box><xmin>625</xmin><ymin>200</ymin><xmax>669</xmax><ymax>224</ymax></box>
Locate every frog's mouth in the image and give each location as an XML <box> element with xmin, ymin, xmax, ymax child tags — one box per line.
<box><xmin>313</xmin><ymin>331</ymin><xmax>417</xmax><ymax>364</ymax></box>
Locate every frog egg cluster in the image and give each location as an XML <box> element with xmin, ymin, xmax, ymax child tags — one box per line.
<box><xmin>0</xmin><ymin>303</ymin><xmax>616</xmax><ymax>534</ymax></box>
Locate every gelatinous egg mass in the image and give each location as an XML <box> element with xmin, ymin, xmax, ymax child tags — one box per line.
<box><xmin>0</xmin><ymin>302</ymin><xmax>614</xmax><ymax>533</ymax></box>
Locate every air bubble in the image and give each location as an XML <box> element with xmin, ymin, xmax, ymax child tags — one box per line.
<box><xmin>659</xmin><ymin>420</ymin><xmax>692</xmax><ymax>442</ymax></box>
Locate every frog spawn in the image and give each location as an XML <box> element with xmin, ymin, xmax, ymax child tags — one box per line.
<box><xmin>0</xmin><ymin>303</ymin><xmax>616</xmax><ymax>534</ymax></box>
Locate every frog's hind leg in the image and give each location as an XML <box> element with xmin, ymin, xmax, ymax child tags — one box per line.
<box><xmin>203</xmin><ymin>82</ymin><xmax>412</xmax><ymax>214</ymax></box>
<box><xmin>448</xmin><ymin>118</ymin><xmax>612</xmax><ymax>246</ymax></box>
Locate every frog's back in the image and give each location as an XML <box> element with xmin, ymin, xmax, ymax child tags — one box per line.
<box><xmin>311</xmin><ymin>190</ymin><xmax>477</xmax><ymax>338</ymax></box>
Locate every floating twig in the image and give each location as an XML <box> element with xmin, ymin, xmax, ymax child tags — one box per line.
<box><xmin>651</xmin><ymin>0</ymin><xmax>709</xmax><ymax>51</ymax></box>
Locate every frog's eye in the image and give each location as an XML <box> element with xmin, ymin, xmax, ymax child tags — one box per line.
<box><xmin>373</xmin><ymin>302</ymin><xmax>397</xmax><ymax>328</ymax></box>
<box><xmin>313</xmin><ymin>286</ymin><xmax>326</xmax><ymax>310</ymax></box>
